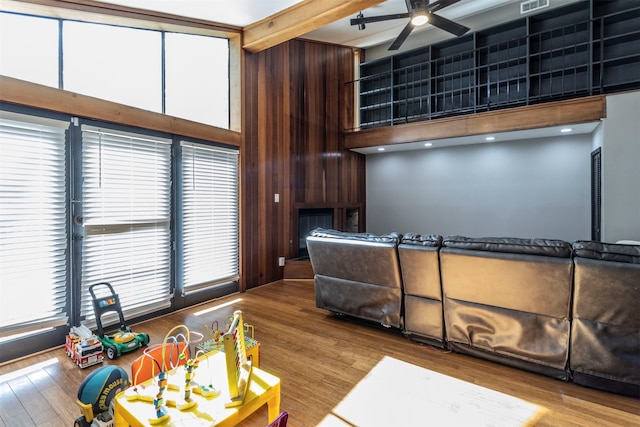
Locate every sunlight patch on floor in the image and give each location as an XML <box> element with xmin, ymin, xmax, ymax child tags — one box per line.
<box><xmin>318</xmin><ymin>356</ymin><xmax>547</xmax><ymax>427</ymax></box>
<box><xmin>0</xmin><ymin>357</ymin><xmax>58</xmax><ymax>384</ymax></box>
<box><xmin>193</xmin><ymin>298</ymin><xmax>243</xmax><ymax>316</ymax></box>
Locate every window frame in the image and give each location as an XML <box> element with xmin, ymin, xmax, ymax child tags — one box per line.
<box><xmin>0</xmin><ymin>2</ymin><xmax>242</xmax><ymax>132</ymax></box>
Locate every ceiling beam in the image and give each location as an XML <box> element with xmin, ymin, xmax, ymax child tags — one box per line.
<box><xmin>243</xmin><ymin>0</ymin><xmax>386</xmax><ymax>53</ymax></box>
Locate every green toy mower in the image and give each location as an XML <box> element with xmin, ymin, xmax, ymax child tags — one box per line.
<box><xmin>89</xmin><ymin>282</ymin><xmax>149</xmax><ymax>360</ymax></box>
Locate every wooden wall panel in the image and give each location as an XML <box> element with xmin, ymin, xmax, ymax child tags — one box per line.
<box><xmin>242</xmin><ymin>40</ymin><xmax>366</xmax><ymax>289</ymax></box>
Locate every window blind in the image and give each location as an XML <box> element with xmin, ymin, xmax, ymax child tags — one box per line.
<box><xmin>81</xmin><ymin>126</ymin><xmax>172</xmax><ymax>324</ymax></box>
<box><xmin>0</xmin><ymin>111</ymin><xmax>69</xmax><ymax>337</ymax></box>
<box><xmin>181</xmin><ymin>142</ymin><xmax>239</xmax><ymax>291</ymax></box>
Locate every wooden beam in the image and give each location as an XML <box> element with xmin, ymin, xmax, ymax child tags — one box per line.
<box><xmin>0</xmin><ymin>76</ymin><xmax>242</xmax><ymax>147</ymax></box>
<box><xmin>243</xmin><ymin>0</ymin><xmax>386</xmax><ymax>53</ymax></box>
<box><xmin>344</xmin><ymin>95</ymin><xmax>607</xmax><ymax>149</ymax></box>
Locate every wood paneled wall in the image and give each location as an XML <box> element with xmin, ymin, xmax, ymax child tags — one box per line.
<box><xmin>242</xmin><ymin>40</ymin><xmax>365</xmax><ymax>290</ymax></box>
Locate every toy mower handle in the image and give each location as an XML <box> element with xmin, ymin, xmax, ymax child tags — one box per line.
<box><xmin>88</xmin><ymin>282</ymin><xmax>127</xmax><ymax>338</ymax></box>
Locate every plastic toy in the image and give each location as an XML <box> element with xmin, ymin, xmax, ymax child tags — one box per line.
<box><xmin>125</xmin><ymin>324</ymin><xmax>218</xmax><ymax>424</ymax></box>
<box><xmin>89</xmin><ymin>282</ymin><xmax>150</xmax><ymax>359</ymax></box>
<box><xmin>66</xmin><ymin>325</ymin><xmax>104</xmax><ymax>368</ymax></box>
<box><xmin>198</xmin><ymin>317</ymin><xmax>261</xmax><ymax>367</ymax></box>
<box><xmin>75</xmin><ymin>365</ymin><xmax>129</xmax><ymax>427</ymax></box>
<box><xmin>223</xmin><ymin>311</ymin><xmax>253</xmax><ymax>407</ymax></box>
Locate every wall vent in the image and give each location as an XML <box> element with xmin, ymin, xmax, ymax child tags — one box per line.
<box><xmin>521</xmin><ymin>0</ymin><xmax>549</xmax><ymax>14</ymax></box>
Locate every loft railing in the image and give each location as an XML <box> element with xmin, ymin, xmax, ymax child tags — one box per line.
<box><xmin>352</xmin><ymin>2</ymin><xmax>640</xmax><ymax>130</ymax></box>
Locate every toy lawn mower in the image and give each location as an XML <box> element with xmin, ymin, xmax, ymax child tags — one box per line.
<box><xmin>89</xmin><ymin>282</ymin><xmax>149</xmax><ymax>360</ymax></box>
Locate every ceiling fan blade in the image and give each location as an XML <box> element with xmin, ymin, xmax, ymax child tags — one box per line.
<box><xmin>428</xmin><ymin>12</ymin><xmax>470</xmax><ymax>37</ymax></box>
<box><xmin>405</xmin><ymin>0</ymin><xmax>415</xmax><ymax>12</ymax></box>
<box><xmin>389</xmin><ymin>21</ymin><xmax>415</xmax><ymax>51</ymax></box>
<box><xmin>350</xmin><ymin>13</ymin><xmax>411</xmax><ymax>25</ymax></box>
<box><xmin>427</xmin><ymin>0</ymin><xmax>463</xmax><ymax>13</ymax></box>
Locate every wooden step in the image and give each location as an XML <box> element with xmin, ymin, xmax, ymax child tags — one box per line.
<box><xmin>283</xmin><ymin>259</ymin><xmax>314</xmax><ymax>279</ymax></box>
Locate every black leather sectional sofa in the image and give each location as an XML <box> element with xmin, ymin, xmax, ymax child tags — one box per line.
<box><xmin>306</xmin><ymin>228</ymin><xmax>640</xmax><ymax>397</ymax></box>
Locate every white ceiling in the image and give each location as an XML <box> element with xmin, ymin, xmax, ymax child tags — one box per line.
<box><xmin>94</xmin><ymin>0</ymin><xmax>581</xmax><ymax>53</ymax></box>
<box><xmin>94</xmin><ymin>0</ymin><xmax>302</xmax><ymax>27</ymax></box>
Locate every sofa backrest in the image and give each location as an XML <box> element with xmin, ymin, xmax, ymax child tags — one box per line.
<box><xmin>439</xmin><ymin>236</ymin><xmax>574</xmax><ymax>377</ymax></box>
<box><xmin>306</xmin><ymin>228</ymin><xmax>404</xmax><ymax>328</ymax></box>
<box><xmin>570</xmin><ymin>240</ymin><xmax>640</xmax><ymax>396</ymax></box>
<box><xmin>398</xmin><ymin>233</ymin><xmax>444</xmax><ymax>346</ymax></box>
<box><xmin>398</xmin><ymin>233</ymin><xmax>442</xmax><ymax>300</ymax></box>
<box><xmin>307</xmin><ymin>228</ymin><xmax>403</xmax><ymax>289</ymax></box>
<box><xmin>441</xmin><ymin>236</ymin><xmax>574</xmax><ymax>319</ymax></box>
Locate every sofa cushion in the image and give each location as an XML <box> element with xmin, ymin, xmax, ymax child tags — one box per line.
<box><xmin>309</xmin><ymin>227</ymin><xmax>400</xmax><ymax>244</ymax></box>
<box><xmin>443</xmin><ymin>236</ymin><xmax>572</xmax><ymax>258</ymax></box>
<box><xmin>400</xmin><ymin>233</ymin><xmax>442</xmax><ymax>247</ymax></box>
<box><xmin>573</xmin><ymin>240</ymin><xmax>640</xmax><ymax>264</ymax></box>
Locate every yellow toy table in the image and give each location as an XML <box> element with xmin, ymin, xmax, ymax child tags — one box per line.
<box><xmin>113</xmin><ymin>351</ymin><xmax>280</xmax><ymax>427</ymax></box>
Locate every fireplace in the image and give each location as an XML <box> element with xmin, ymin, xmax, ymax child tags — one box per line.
<box><xmin>298</xmin><ymin>208</ymin><xmax>333</xmax><ymax>258</ymax></box>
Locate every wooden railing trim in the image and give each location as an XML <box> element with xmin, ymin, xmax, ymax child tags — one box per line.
<box><xmin>344</xmin><ymin>95</ymin><xmax>607</xmax><ymax>149</ymax></box>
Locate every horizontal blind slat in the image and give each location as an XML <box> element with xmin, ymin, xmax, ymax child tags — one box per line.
<box><xmin>181</xmin><ymin>141</ymin><xmax>238</xmax><ymax>290</ymax></box>
<box><xmin>0</xmin><ymin>113</ymin><xmax>69</xmax><ymax>335</ymax></box>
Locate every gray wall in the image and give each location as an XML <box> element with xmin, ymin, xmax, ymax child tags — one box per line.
<box><xmin>601</xmin><ymin>91</ymin><xmax>640</xmax><ymax>242</ymax></box>
<box><xmin>366</xmin><ymin>135</ymin><xmax>592</xmax><ymax>241</ymax></box>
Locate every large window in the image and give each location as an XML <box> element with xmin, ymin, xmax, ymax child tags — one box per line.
<box><xmin>80</xmin><ymin>126</ymin><xmax>172</xmax><ymax>322</ymax></box>
<box><xmin>0</xmin><ymin>111</ymin><xmax>69</xmax><ymax>338</ymax></box>
<box><xmin>0</xmin><ymin>11</ymin><xmax>230</xmax><ymax>129</ymax></box>
<box><xmin>165</xmin><ymin>33</ymin><xmax>229</xmax><ymax>128</ymax></box>
<box><xmin>181</xmin><ymin>142</ymin><xmax>239</xmax><ymax>292</ymax></box>
<box><xmin>63</xmin><ymin>22</ymin><xmax>163</xmax><ymax>113</ymax></box>
<box><xmin>0</xmin><ymin>13</ymin><xmax>59</xmax><ymax>88</ymax></box>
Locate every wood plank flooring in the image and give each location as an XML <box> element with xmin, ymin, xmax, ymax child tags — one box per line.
<box><xmin>0</xmin><ymin>279</ymin><xmax>638</xmax><ymax>426</ymax></box>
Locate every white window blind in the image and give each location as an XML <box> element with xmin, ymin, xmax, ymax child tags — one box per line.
<box><xmin>182</xmin><ymin>142</ymin><xmax>239</xmax><ymax>291</ymax></box>
<box><xmin>0</xmin><ymin>111</ymin><xmax>69</xmax><ymax>337</ymax></box>
<box><xmin>81</xmin><ymin>126</ymin><xmax>172</xmax><ymax>323</ymax></box>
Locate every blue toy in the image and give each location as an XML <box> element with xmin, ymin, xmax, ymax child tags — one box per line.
<box><xmin>75</xmin><ymin>365</ymin><xmax>129</xmax><ymax>427</ymax></box>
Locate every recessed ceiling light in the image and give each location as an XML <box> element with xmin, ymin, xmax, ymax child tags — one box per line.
<box><xmin>378</xmin><ymin>147</ymin><xmax>385</xmax><ymax>151</ymax></box>
<box><xmin>424</xmin><ymin>142</ymin><xmax>433</xmax><ymax>147</ymax></box>
<box><xmin>485</xmin><ymin>136</ymin><xmax>496</xmax><ymax>141</ymax></box>
<box><xmin>561</xmin><ymin>128</ymin><xmax>573</xmax><ymax>133</ymax></box>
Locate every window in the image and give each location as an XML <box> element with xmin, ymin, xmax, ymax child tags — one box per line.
<box><xmin>0</xmin><ymin>12</ymin><xmax>59</xmax><ymax>88</ymax></box>
<box><xmin>63</xmin><ymin>21</ymin><xmax>162</xmax><ymax>113</ymax></box>
<box><xmin>0</xmin><ymin>111</ymin><xmax>69</xmax><ymax>337</ymax></box>
<box><xmin>80</xmin><ymin>125</ymin><xmax>172</xmax><ymax>324</ymax></box>
<box><xmin>0</xmin><ymin>11</ymin><xmax>231</xmax><ymax>129</ymax></box>
<box><xmin>165</xmin><ymin>33</ymin><xmax>230</xmax><ymax>128</ymax></box>
<box><xmin>181</xmin><ymin>142</ymin><xmax>239</xmax><ymax>292</ymax></box>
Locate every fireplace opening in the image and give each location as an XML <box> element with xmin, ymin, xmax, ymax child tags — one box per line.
<box><xmin>298</xmin><ymin>208</ymin><xmax>333</xmax><ymax>258</ymax></box>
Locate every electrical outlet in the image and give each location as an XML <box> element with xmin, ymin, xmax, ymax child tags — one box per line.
<box><xmin>274</xmin><ymin>193</ymin><xmax>280</xmax><ymax>203</ymax></box>
<box><xmin>278</xmin><ymin>257</ymin><xmax>285</xmax><ymax>267</ymax></box>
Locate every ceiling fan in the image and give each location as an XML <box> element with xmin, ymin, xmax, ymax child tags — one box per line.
<box><xmin>350</xmin><ymin>0</ymin><xmax>470</xmax><ymax>50</ymax></box>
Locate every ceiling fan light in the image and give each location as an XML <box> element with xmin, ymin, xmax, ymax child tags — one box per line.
<box><xmin>411</xmin><ymin>13</ymin><xmax>428</xmax><ymax>26</ymax></box>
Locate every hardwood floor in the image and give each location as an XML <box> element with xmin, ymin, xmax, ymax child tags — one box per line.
<box><xmin>0</xmin><ymin>279</ymin><xmax>638</xmax><ymax>426</ymax></box>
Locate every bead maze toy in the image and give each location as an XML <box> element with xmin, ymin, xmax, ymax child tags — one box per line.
<box><xmin>89</xmin><ymin>282</ymin><xmax>150</xmax><ymax>359</ymax></box>
<box><xmin>66</xmin><ymin>324</ymin><xmax>104</xmax><ymax>368</ymax></box>
<box><xmin>125</xmin><ymin>324</ymin><xmax>220</xmax><ymax>425</ymax></box>
<box><xmin>223</xmin><ymin>310</ymin><xmax>253</xmax><ymax>407</ymax></box>
<box><xmin>198</xmin><ymin>316</ymin><xmax>261</xmax><ymax>367</ymax></box>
